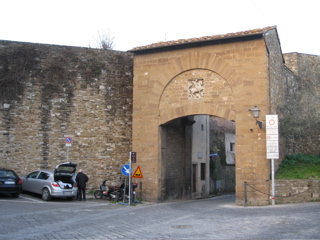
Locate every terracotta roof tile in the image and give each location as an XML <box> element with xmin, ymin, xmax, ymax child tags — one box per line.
<box><xmin>130</xmin><ymin>26</ymin><xmax>276</xmax><ymax>52</ymax></box>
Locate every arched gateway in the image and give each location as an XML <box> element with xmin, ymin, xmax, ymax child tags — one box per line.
<box><xmin>130</xmin><ymin>26</ymin><xmax>283</xmax><ymax>205</ymax></box>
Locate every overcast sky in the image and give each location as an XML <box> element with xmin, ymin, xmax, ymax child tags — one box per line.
<box><xmin>1</xmin><ymin>0</ymin><xmax>319</xmax><ymax>55</ymax></box>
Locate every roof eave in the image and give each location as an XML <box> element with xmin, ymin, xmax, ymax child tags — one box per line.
<box><xmin>129</xmin><ymin>32</ymin><xmax>266</xmax><ymax>53</ymax></box>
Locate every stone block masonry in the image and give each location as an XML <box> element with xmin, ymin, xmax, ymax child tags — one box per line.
<box><xmin>275</xmin><ymin>180</ymin><xmax>320</xmax><ymax>204</ymax></box>
<box><xmin>282</xmin><ymin>53</ymin><xmax>320</xmax><ymax>155</ymax></box>
<box><xmin>0</xmin><ymin>41</ymin><xmax>133</xmax><ymax>190</ymax></box>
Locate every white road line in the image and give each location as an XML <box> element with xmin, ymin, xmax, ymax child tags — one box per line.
<box><xmin>0</xmin><ymin>195</ymin><xmax>44</xmax><ymax>203</ymax></box>
<box><xmin>0</xmin><ymin>199</ymin><xmax>44</xmax><ymax>203</ymax></box>
<box><xmin>19</xmin><ymin>195</ymin><xmax>44</xmax><ymax>203</ymax></box>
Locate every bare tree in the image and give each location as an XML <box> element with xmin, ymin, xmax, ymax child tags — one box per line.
<box><xmin>89</xmin><ymin>30</ymin><xmax>115</xmax><ymax>50</ymax></box>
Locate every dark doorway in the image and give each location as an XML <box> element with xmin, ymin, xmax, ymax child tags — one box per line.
<box><xmin>193</xmin><ymin>164</ymin><xmax>197</xmax><ymax>193</ymax></box>
<box><xmin>159</xmin><ymin>117</ymin><xmax>194</xmax><ymax>201</ymax></box>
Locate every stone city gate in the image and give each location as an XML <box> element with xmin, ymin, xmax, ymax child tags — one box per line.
<box><xmin>130</xmin><ymin>26</ymin><xmax>282</xmax><ymax>205</ymax></box>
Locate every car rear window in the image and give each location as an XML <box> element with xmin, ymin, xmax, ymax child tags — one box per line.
<box><xmin>56</xmin><ymin>166</ymin><xmax>75</xmax><ymax>172</ymax></box>
<box><xmin>0</xmin><ymin>170</ymin><xmax>16</xmax><ymax>178</ymax></box>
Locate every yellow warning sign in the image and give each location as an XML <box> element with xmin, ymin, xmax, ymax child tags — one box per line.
<box><xmin>133</xmin><ymin>166</ymin><xmax>143</xmax><ymax>178</ymax></box>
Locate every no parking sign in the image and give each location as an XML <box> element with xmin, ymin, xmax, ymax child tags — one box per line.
<box><xmin>65</xmin><ymin>137</ymin><xmax>72</xmax><ymax>147</ymax></box>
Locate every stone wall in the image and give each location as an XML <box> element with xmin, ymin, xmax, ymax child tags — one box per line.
<box><xmin>210</xmin><ymin>157</ymin><xmax>235</xmax><ymax>193</ymax></box>
<box><xmin>0</xmin><ymin>41</ymin><xmax>133</xmax><ymax>190</ymax></box>
<box><xmin>264</xmin><ymin>28</ymin><xmax>287</xmax><ymax>114</ymax></box>
<box><xmin>275</xmin><ymin>180</ymin><xmax>320</xmax><ymax>204</ymax></box>
<box><xmin>160</xmin><ymin>118</ymin><xmax>193</xmax><ymax>201</ymax></box>
<box><xmin>264</xmin><ymin>29</ymin><xmax>288</xmax><ymax>167</ymax></box>
<box><xmin>209</xmin><ymin>116</ymin><xmax>235</xmax><ymax>194</ymax></box>
<box><xmin>282</xmin><ymin>53</ymin><xmax>320</xmax><ymax>155</ymax></box>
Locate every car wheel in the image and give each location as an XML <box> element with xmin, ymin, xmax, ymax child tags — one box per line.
<box><xmin>42</xmin><ymin>188</ymin><xmax>52</xmax><ymax>201</ymax></box>
<box><xmin>12</xmin><ymin>193</ymin><xmax>20</xmax><ymax>198</ymax></box>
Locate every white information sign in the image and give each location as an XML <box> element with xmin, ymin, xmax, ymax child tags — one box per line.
<box><xmin>266</xmin><ymin>115</ymin><xmax>279</xmax><ymax>159</ymax></box>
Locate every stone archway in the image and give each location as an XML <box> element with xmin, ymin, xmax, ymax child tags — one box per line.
<box><xmin>131</xmin><ymin>38</ymin><xmax>270</xmax><ymax>205</ymax></box>
<box><xmin>158</xmin><ymin>69</ymin><xmax>235</xmax><ymax>200</ymax></box>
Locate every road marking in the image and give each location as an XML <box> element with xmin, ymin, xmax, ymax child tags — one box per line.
<box><xmin>0</xmin><ymin>195</ymin><xmax>44</xmax><ymax>203</ymax></box>
<box><xmin>0</xmin><ymin>199</ymin><xmax>44</xmax><ymax>203</ymax></box>
<box><xmin>19</xmin><ymin>195</ymin><xmax>44</xmax><ymax>203</ymax></box>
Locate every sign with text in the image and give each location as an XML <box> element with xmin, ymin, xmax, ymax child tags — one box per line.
<box><xmin>130</xmin><ymin>151</ymin><xmax>137</xmax><ymax>163</ymax></box>
<box><xmin>266</xmin><ymin>115</ymin><xmax>279</xmax><ymax>159</ymax></box>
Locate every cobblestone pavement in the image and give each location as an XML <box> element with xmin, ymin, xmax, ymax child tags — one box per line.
<box><xmin>0</xmin><ymin>194</ymin><xmax>319</xmax><ymax>239</ymax></box>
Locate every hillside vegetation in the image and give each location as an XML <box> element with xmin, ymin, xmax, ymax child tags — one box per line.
<box><xmin>276</xmin><ymin>153</ymin><xmax>320</xmax><ymax>180</ymax></box>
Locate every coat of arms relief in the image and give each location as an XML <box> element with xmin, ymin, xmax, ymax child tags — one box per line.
<box><xmin>188</xmin><ymin>78</ymin><xmax>204</xmax><ymax>99</ymax></box>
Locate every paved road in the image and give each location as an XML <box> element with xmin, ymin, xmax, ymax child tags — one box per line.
<box><xmin>0</xmin><ymin>193</ymin><xmax>319</xmax><ymax>239</ymax></box>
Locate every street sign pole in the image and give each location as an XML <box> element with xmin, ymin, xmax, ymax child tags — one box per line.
<box><xmin>129</xmin><ymin>152</ymin><xmax>131</xmax><ymax>205</ymax></box>
<box><xmin>271</xmin><ymin>158</ymin><xmax>275</xmax><ymax>205</ymax></box>
<box><xmin>66</xmin><ymin>146</ymin><xmax>69</xmax><ymax>162</ymax></box>
<box><xmin>128</xmin><ymin>151</ymin><xmax>137</xmax><ymax>205</ymax></box>
<box><xmin>120</xmin><ymin>164</ymin><xmax>131</xmax><ymax>205</ymax></box>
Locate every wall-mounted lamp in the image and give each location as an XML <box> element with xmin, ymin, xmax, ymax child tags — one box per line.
<box><xmin>249</xmin><ymin>105</ymin><xmax>262</xmax><ymax>129</ymax></box>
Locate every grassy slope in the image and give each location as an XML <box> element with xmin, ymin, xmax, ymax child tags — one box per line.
<box><xmin>276</xmin><ymin>153</ymin><xmax>320</xmax><ymax>180</ymax></box>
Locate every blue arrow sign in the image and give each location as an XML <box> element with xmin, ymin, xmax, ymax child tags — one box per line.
<box><xmin>121</xmin><ymin>164</ymin><xmax>131</xmax><ymax>176</ymax></box>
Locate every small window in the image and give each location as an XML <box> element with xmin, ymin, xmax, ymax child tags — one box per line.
<box><xmin>201</xmin><ymin>124</ymin><xmax>204</xmax><ymax>131</ymax></box>
<box><xmin>201</xmin><ymin>163</ymin><xmax>205</xmax><ymax>180</ymax></box>
<box><xmin>230</xmin><ymin>142</ymin><xmax>235</xmax><ymax>152</ymax></box>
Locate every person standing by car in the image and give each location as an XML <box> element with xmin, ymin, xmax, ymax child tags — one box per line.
<box><xmin>75</xmin><ymin>169</ymin><xmax>89</xmax><ymax>201</ymax></box>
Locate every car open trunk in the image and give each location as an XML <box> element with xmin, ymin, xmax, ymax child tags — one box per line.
<box><xmin>55</xmin><ymin>176</ymin><xmax>75</xmax><ymax>189</ymax></box>
<box><xmin>54</xmin><ymin>162</ymin><xmax>77</xmax><ymax>189</ymax></box>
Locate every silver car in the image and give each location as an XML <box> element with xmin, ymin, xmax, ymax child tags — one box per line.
<box><xmin>22</xmin><ymin>162</ymin><xmax>78</xmax><ymax>201</ymax></box>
